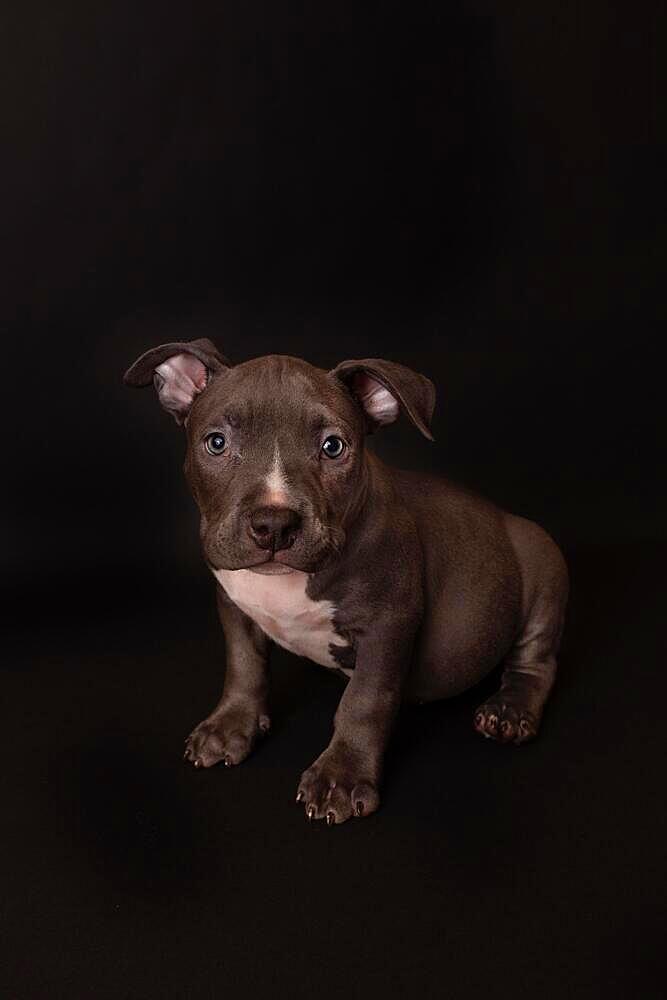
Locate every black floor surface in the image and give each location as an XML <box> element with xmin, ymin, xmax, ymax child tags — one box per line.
<box><xmin>3</xmin><ymin>542</ymin><xmax>665</xmax><ymax>999</ymax></box>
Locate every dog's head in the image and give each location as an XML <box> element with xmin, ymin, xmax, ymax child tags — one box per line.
<box><xmin>124</xmin><ymin>339</ymin><xmax>435</xmax><ymax>574</ymax></box>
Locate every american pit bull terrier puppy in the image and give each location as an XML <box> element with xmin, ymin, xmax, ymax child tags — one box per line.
<box><xmin>124</xmin><ymin>338</ymin><xmax>568</xmax><ymax>825</ymax></box>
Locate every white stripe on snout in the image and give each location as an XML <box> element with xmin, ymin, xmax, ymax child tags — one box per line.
<box><xmin>264</xmin><ymin>444</ymin><xmax>289</xmax><ymax>505</ymax></box>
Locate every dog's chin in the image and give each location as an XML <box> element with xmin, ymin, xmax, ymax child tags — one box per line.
<box><xmin>247</xmin><ymin>551</ymin><xmax>327</xmax><ymax>575</ymax></box>
<box><xmin>247</xmin><ymin>561</ymin><xmax>300</xmax><ymax>576</ymax></box>
<box><xmin>210</xmin><ymin>548</ymin><xmax>331</xmax><ymax>576</ymax></box>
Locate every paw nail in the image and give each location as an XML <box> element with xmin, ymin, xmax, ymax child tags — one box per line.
<box><xmin>307</xmin><ymin>805</ymin><xmax>315</xmax><ymax>821</ymax></box>
<box><xmin>193</xmin><ymin>758</ymin><xmax>201</xmax><ymax>768</ymax></box>
<box><xmin>326</xmin><ymin>812</ymin><xmax>335</xmax><ymax>826</ymax></box>
<box><xmin>518</xmin><ymin>719</ymin><xmax>533</xmax><ymax>739</ymax></box>
<box><xmin>224</xmin><ymin>756</ymin><xmax>232</xmax><ymax>767</ymax></box>
<box><xmin>355</xmin><ymin>801</ymin><xmax>364</xmax><ymax>817</ymax></box>
<box><xmin>296</xmin><ymin>791</ymin><xmax>305</xmax><ymax>803</ymax></box>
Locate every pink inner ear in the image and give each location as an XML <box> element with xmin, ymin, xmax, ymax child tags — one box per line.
<box><xmin>154</xmin><ymin>353</ymin><xmax>208</xmax><ymax>423</ymax></box>
<box><xmin>351</xmin><ymin>372</ymin><xmax>399</xmax><ymax>425</ymax></box>
<box><xmin>168</xmin><ymin>353</ymin><xmax>208</xmax><ymax>389</ymax></box>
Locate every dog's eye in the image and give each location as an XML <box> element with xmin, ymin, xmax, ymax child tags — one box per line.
<box><xmin>321</xmin><ymin>435</ymin><xmax>345</xmax><ymax>459</ymax></box>
<box><xmin>205</xmin><ymin>433</ymin><xmax>227</xmax><ymax>455</ymax></box>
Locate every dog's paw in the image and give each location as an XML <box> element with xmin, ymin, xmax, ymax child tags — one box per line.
<box><xmin>296</xmin><ymin>744</ymin><xmax>380</xmax><ymax>825</ymax></box>
<box><xmin>473</xmin><ymin>697</ymin><xmax>538</xmax><ymax>745</ymax></box>
<box><xmin>184</xmin><ymin>708</ymin><xmax>271</xmax><ymax>769</ymax></box>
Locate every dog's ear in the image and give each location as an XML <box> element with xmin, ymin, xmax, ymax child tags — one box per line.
<box><xmin>123</xmin><ymin>338</ymin><xmax>230</xmax><ymax>424</ymax></box>
<box><xmin>331</xmin><ymin>358</ymin><xmax>435</xmax><ymax>441</ymax></box>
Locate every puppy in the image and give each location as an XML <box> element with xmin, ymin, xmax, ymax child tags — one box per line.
<box><xmin>125</xmin><ymin>338</ymin><xmax>568</xmax><ymax>824</ymax></box>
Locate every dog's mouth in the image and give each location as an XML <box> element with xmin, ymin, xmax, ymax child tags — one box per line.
<box><xmin>206</xmin><ymin>522</ymin><xmax>340</xmax><ymax>575</ymax></box>
<box><xmin>210</xmin><ymin>550</ymin><xmax>317</xmax><ymax>575</ymax></box>
<box><xmin>247</xmin><ymin>561</ymin><xmax>298</xmax><ymax>576</ymax></box>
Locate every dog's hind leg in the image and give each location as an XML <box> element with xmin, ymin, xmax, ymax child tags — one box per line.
<box><xmin>474</xmin><ymin>529</ymin><xmax>568</xmax><ymax>745</ymax></box>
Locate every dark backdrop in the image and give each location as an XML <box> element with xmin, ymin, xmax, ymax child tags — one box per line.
<box><xmin>3</xmin><ymin>3</ymin><xmax>665</xmax><ymax>998</ymax></box>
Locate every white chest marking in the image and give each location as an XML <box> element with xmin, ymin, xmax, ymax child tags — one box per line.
<box><xmin>214</xmin><ymin>568</ymin><xmax>351</xmax><ymax>674</ymax></box>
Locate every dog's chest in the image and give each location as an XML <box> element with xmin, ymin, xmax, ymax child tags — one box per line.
<box><xmin>214</xmin><ymin>569</ymin><xmax>351</xmax><ymax>674</ymax></box>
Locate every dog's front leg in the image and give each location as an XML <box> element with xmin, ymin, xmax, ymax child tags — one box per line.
<box><xmin>184</xmin><ymin>585</ymin><xmax>272</xmax><ymax>769</ymax></box>
<box><xmin>296</xmin><ymin>616</ymin><xmax>415</xmax><ymax>825</ymax></box>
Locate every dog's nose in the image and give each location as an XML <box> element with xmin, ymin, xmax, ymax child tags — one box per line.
<box><xmin>248</xmin><ymin>506</ymin><xmax>302</xmax><ymax>552</ymax></box>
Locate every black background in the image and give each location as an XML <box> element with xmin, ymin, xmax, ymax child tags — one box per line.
<box><xmin>3</xmin><ymin>3</ymin><xmax>665</xmax><ymax>998</ymax></box>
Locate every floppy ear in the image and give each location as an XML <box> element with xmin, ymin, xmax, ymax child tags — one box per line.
<box><xmin>123</xmin><ymin>337</ymin><xmax>230</xmax><ymax>425</ymax></box>
<box><xmin>331</xmin><ymin>358</ymin><xmax>435</xmax><ymax>441</ymax></box>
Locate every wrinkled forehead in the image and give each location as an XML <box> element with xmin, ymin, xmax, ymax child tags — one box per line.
<box><xmin>189</xmin><ymin>355</ymin><xmax>362</xmax><ymax>436</ymax></box>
